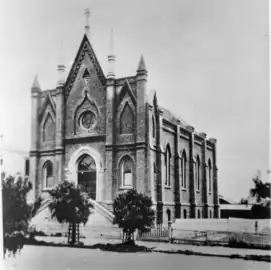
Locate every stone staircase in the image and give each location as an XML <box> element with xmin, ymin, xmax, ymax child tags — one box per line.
<box><xmin>98</xmin><ymin>202</ymin><xmax>113</xmax><ymax>212</ymax></box>
<box><xmin>30</xmin><ymin>198</ymin><xmax>122</xmax><ymax>240</ymax></box>
<box><xmin>88</xmin><ymin>199</ymin><xmax>114</xmax><ymax>223</ymax></box>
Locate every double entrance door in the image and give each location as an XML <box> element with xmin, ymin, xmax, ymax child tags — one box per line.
<box><xmin>77</xmin><ymin>154</ymin><xmax>96</xmax><ymax>200</ymax></box>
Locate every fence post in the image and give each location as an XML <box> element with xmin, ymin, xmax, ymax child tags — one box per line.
<box><xmin>134</xmin><ymin>229</ymin><xmax>138</xmax><ymax>241</ymax></box>
<box><xmin>168</xmin><ymin>221</ymin><xmax>173</xmax><ymax>243</ymax></box>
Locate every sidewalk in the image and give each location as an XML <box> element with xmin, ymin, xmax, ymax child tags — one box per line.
<box><xmin>136</xmin><ymin>240</ymin><xmax>271</xmax><ymax>257</ymax></box>
<box><xmin>35</xmin><ymin>236</ymin><xmax>271</xmax><ymax>258</ymax></box>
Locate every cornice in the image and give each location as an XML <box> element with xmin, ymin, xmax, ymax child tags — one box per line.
<box><xmin>105</xmin><ymin>142</ymin><xmax>147</xmax><ymax>151</ymax></box>
<box><xmin>30</xmin><ymin>148</ymin><xmax>65</xmax><ymax>157</ymax></box>
<box><xmin>64</xmin><ymin>135</ymin><xmax>106</xmax><ymax>144</ymax></box>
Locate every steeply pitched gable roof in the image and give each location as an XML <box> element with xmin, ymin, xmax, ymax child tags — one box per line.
<box><xmin>64</xmin><ymin>34</ymin><xmax>106</xmax><ymax>99</ymax></box>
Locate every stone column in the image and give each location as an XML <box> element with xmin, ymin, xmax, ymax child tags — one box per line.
<box><xmin>105</xmin><ymin>78</ymin><xmax>115</xmax><ymax>202</ymax></box>
<box><xmin>200</xmin><ymin>133</ymin><xmax>208</xmax><ymax>218</ymax></box>
<box><xmin>210</xmin><ymin>138</ymin><xmax>220</xmax><ymax>218</ymax></box>
<box><xmin>29</xmin><ymin>154</ymin><xmax>39</xmax><ymax>202</ymax></box>
<box><xmin>55</xmin><ymin>86</ymin><xmax>65</xmax><ymax>186</ymax></box>
<box><xmin>156</xmin><ymin>109</ymin><xmax>164</xmax><ymax>224</ymax></box>
<box><xmin>187</xmin><ymin>126</ymin><xmax>196</xmax><ymax>218</ymax></box>
<box><xmin>136</xmin><ymin>56</ymin><xmax>148</xmax><ymax>194</ymax></box>
<box><xmin>30</xmin><ymin>76</ymin><xmax>41</xmax><ymax>201</ymax></box>
<box><xmin>174</xmin><ymin>120</ymin><xmax>181</xmax><ymax>219</ymax></box>
<box><xmin>148</xmin><ymin>105</ymin><xmax>156</xmax><ymax>202</ymax></box>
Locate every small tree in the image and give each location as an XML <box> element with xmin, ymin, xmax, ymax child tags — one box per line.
<box><xmin>250</xmin><ymin>176</ymin><xmax>271</xmax><ymax>219</ymax></box>
<box><xmin>2</xmin><ymin>174</ymin><xmax>37</xmax><ymax>256</ymax></box>
<box><xmin>48</xmin><ymin>181</ymin><xmax>92</xmax><ymax>244</ymax></box>
<box><xmin>113</xmin><ymin>189</ymin><xmax>155</xmax><ymax>245</ymax></box>
<box><xmin>250</xmin><ymin>176</ymin><xmax>271</xmax><ymax>201</ymax></box>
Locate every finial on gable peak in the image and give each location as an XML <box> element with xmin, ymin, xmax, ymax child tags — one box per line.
<box><xmin>84</xmin><ymin>8</ymin><xmax>91</xmax><ymax>38</ymax></box>
<box><xmin>137</xmin><ymin>54</ymin><xmax>147</xmax><ymax>72</ymax></box>
<box><xmin>32</xmin><ymin>75</ymin><xmax>41</xmax><ymax>90</ymax></box>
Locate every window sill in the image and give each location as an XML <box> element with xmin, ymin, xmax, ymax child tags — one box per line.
<box><xmin>119</xmin><ymin>186</ymin><xmax>133</xmax><ymax>190</ymax></box>
<box><xmin>42</xmin><ymin>188</ymin><xmax>53</xmax><ymax>192</ymax></box>
<box><xmin>196</xmin><ymin>190</ymin><xmax>200</xmax><ymax>193</ymax></box>
<box><xmin>181</xmin><ymin>188</ymin><xmax>187</xmax><ymax>191</ymax></box>
<box><xmin>120</xmin><ymin>133</ymin><xmax>133</xmax><ymax>136</ymax></box>
<box><xmin>209</xmin><ymin>192</ymin><xmax>212</xmax><ymax>195</ymax></box>
<box><xmin>165</xmin><ymin>185</ymin><xmax>171</xmax><ymax>189</ymax></box>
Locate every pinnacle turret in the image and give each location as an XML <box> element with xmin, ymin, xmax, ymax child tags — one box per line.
<box><xmin>31</xmin><ymin>75</ymin><xmax>41</xmax><ymax>92</ymax></box>
<box><xmin>107</xmin><ymin>28</ymin><xmax>116</xmax><ymax>79</ymax></box>
<box><xmin>56</xmin><ymin>40</ymin><xmax>66</xmax><ymax>87</ymax></box>
<box><xmin>137</xmin><ymin>54</ymin><xmax>147</xmax><ymax>72</ymax></box>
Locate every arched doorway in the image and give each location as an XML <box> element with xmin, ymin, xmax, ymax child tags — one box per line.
<box><xmin>77</xmin><ymin>154</ymin><xmax>96</xmax><ymax>200</ymax></box>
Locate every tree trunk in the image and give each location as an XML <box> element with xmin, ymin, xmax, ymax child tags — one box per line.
<box><xmin>124</xmin><ymin>229</ymin><xmax>135</xmax><ymax>245</ymax></box>
<box><xmin>68</xmin><ymin>223</ymin><xmax>78</xmax><ymax>244</ymax></box>
<box><xmin>72</xmin><ymin>223</ymin><xmax>76</xmax><ymax>244</ymax></box>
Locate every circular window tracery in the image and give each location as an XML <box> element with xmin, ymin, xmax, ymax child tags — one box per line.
<box><xmin>79</xmin><ymin>111</ymin><xmax>97</xmax><ymax>130</ymax></box>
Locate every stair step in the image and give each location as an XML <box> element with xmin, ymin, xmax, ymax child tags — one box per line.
<box><xmin>31</xmin><ymin>199</ymin><xmax>120</xmax><ymax>242</ymax></box>
<box><xmin>98</xmin><ymin>202</ymin><xmax>113</xmax><ymax>213</ymax></box>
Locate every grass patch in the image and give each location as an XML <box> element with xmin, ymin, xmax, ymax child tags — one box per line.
<box><xmin>153</xmin><ymin>249</ymin><xmax>271</xmax><ymax>263</ymax></box>
<box><xmin>24</xmin><ymin>238</ymin><xmax>152</xmax><ymax>253</ymax></box>
<box><xmin>23</xmin><ymin>237</ymin><xmax>271</xmax><ymax>262</ymax></box>
<box><xmin>228</xmin><ymin>236</ymin><xmax>271</xmax><ymax>250</ymax></box>
<box><xmin>170</xmin><ymin>237</ymin><xmax>271</xmax><ymax>251</ymax></box>
<box><xmin>29</xmin><ymin>230</ymin><xmax>86</xmax><ymax>239</ymax></box>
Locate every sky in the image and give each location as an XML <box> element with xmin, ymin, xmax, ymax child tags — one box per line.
<box><xmin>0</xmin><ymin>0</ymin><xmax>269</xmax><ymax>201</ymax></box>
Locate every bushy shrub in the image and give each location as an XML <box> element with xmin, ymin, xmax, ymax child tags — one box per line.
<box><xmin>2</xmin><ymin>175</ymin><xmax>32</xmax><ymax>257</ymax></box>
<box><xmin>113</xmin><ymin>189</ymin><xmax>155</xmax><ymax>244</ymax></box>
<box><xmin>48</xmin><ymin>181</ymin><xmax>92</xmax><ymax>244</ymax></box>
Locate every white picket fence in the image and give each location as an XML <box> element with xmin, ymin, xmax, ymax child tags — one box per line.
<box><xmin>172</xmin><ymin>218</ymin><xmax>271</xmax><ymax>233</ymax></box>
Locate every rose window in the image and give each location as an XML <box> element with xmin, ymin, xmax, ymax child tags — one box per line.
<box><xmin>80</xmin><ymin>111</ymin><xmax>97</xmax><ymax>130</ymax></box>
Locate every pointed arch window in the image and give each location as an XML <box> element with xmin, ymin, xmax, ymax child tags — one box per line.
<box><xmin>120</xmin><ymin>103</ymin><xmax>134</xmax><ymax>134</ymax></box>
<box><xmin>183</xmin><ymin>209</ymin><xmax>187</xmax><ymax>219</ymax></box>
<box><xmin>43</xmin><ymin>114</ymin><xmax>55</xmax><ymax>142</ymax></box>
<box><xmin>195</xmin><ymin>156</ymin><xmax>201</xmax><ymax>191</ymax></box>
<box><xmin>43</xmin><ymin>161</ymin><xmax>53</xmax><ymax>189</ymax></box>
<box><xmin>78</xmin><ymin>154</ymin><xmax>96</xmax><ymax>172</ymax></box>
<box><xmin>208</xmin><ymin>159</ymin><xmax>212</xmax><ymax>193</ymax></box>
<box><xmin>120</xmin><ymin>156</ymin><xmax>134</xmax><ymax>188</ymax></box>
<box><xmin>165</xmin><ymin>145</ymin><xmax>171</xmax><ymax>187</ymax></box>
<box><xmin>152</xmin><ymin>116</ymin><xmax>156</xmax><ymax>139</ymax></box>
<box><xmin>181</xmin><ymin>151</ymin><xmax>187</xmax><ymax>189</ymax></box>
<box><xmin>153</xmin><ymin>162</ymin><xmax>157</xmax><ymax>186</ymax></box>
<box><xmin>166</xmin><ymin>209</ymin><xmax>171</xmax><ymax>222</ymax></box>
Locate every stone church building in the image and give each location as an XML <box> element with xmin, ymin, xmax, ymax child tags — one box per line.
<box><xmin>30</xmin><ymin>10</ymin><xmax>219</xmax><ymax>224</ymax></box>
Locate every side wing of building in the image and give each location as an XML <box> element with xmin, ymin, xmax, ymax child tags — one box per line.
<box><xmin>147</xmin><ymin>92</ymin><xmax>219</xmax><ymax>223</ymax></box>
